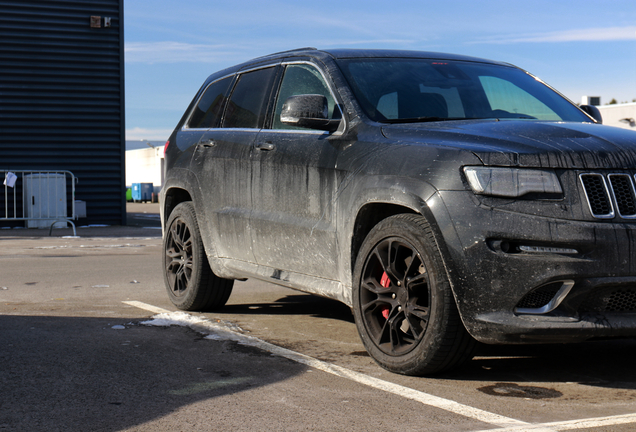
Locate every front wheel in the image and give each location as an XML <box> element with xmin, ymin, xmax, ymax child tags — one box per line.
<box><xmin>352</xmin><ymin>214</ymin><xmax>475</xmax><ymax>375</ymax></box>
<box><xmin>163</xmin><ymin>202</ymin><xmax>234</xmax><ymax>311</ymax></box>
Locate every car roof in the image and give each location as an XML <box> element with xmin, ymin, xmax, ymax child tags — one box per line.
<box><xmin>320</xmin><ymin>48</ymin><xmax>505</xmax><ymax>64</ymax></box>
<box><xmin>204</xmin><ymin>48</ymin><xmax>512</xmax><ymax>83</ymax></box>
<box><xmin>253</xmin><ymin>47</ymin><xmax>508</xmax><ymax>66</ymax></box>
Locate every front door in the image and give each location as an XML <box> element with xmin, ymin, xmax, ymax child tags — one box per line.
<box><xmin>250</xmin><ymin>63</ymin><xmax>343</xmax><ymax>279</ymax></box>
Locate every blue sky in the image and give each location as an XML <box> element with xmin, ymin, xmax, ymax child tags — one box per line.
<box><xmin>124</xmin><ymin>0</ymin><xmax>636</xmax><ymax>141</ymax></box>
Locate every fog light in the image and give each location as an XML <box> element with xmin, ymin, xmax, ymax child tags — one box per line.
<box><xmin>518</xmin><ymin>245</ymin><xmax>578</xmax><ymax>254</ymax></box>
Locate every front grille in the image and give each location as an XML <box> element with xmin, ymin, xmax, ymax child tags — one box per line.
<box><xmin>579</xmin><ymin>172</ymin><xmax>636</xmax><ymax>219</ymax></box>
<box><xmin>580</xmin><ymin>174</ymin><xmax>614</xmax><ymax>218</ymax></box>
<box><xmin>579</xmin><ymin>286</ymin><xmax>636</xmax><ymax>313</ymax></box>
<box><xmin>609</xmin><ymin>174</ymin><xmax>636</xmax><ymax>217</ymax></box>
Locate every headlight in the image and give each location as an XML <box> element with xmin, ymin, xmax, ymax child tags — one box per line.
<box><xmin>463</xmin><ymin>167</ymin><xmax>562</xmax><ymax>197</ymax></box>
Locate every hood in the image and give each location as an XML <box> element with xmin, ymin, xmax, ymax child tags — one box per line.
<box><xmin>381</xmin><ymin>120</ymin><xmax>636</xmax><ymax>169</ymax></box>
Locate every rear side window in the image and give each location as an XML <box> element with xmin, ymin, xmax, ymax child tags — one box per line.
<box><xmin>188</xmin><ymin>77</ymin><xmax>233</xmax><ymax>129</ymax></box>
<box><xmin>222</xmin><ymin>67</ymin><xmax>277</xmax><ymax>129</ymax></box>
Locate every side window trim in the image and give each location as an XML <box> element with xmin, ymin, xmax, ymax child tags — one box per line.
<box><xmin>250</xmin><ymin>64</ymin><xmax>282</xmax><ymax>130</ymax></box>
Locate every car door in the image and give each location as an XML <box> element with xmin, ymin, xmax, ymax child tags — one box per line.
<box><xmin>251</xmin><ymin>62</ymin><xmax>343</xmax><ymax>279</ymax></box>
<box><xmin>192</xmin><ymin>65</ymin><xmax>278</xmax><ymax>263</ymax></box>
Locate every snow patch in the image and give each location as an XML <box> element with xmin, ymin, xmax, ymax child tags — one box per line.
<box><xmin>140</xmin><ymin>311</ymin><xmax>208</xmax><ymax>328</ymax></box>
<box><xmin>140</xmin><ymin>311</ymin><xmax>245</xmax><ymax>342</ymax></box>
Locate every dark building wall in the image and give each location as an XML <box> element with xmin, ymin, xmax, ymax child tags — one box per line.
<box><xmin>0</xmin><ymin>0</ymin><xmax>125</xmax><ymax>225</ymax></box>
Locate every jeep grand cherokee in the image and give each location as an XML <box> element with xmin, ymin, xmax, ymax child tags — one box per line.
<box><xmin>160</xmin><ymin>48</ymin><xmax>636</xmax><ymax>375</ymax></box>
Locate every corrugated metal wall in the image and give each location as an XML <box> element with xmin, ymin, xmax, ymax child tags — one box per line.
<box><xmin>0</xmin><ymin>0</ymin><xmax>125</xmax><ymax>225</ymax></box>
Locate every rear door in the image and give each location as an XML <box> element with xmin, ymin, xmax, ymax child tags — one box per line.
<box><xmin>192</xmin><ymin>65</ymin><xmax>278</xmax><ymax>262</ymax></box>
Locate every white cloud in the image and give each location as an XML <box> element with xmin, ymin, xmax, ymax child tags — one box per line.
<box><xmin>126</xmin><ymin>127</ymin><xmax>173</xmax><ymax>141</ymax></box>
<box><xmin>473</xmin><ymin>26</ymin><xmax>636</xmax><ymax>44</ymax></box>
<box><xmin>125</xmin><ymin>41</ymin><xmax>245</xmax><ymax>64</ymax></box>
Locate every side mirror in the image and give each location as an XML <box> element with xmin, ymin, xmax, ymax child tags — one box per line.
<box><xmin>580</xmin><ymin>104</ymin><xmax>603</xmax><ymax>124</ymax></box>
<box><xmin>280</xmin><ymin>94</ymin><xmax>340</xmax><ymax>132</ymax></box>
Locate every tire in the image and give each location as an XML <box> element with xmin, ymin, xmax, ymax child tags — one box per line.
<box><xmin>352</xmin><ymin>214</ymin><xmax>476</xmax><ymax>375</ymax></box>
<box><xmin>163</xmin><ymin>201</ymin><xmax>234</xmax><ymax>311</ymax></box>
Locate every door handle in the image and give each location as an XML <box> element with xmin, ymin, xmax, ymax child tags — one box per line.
<box><xmin>255</xmin><ymin>142</ymin><xmax>275</xmax><ymax>151</ymax></box>
<box><xmin>197</xmin><ymin>139</ymin><xmax>216</xmax><ymax>148</ymax></box>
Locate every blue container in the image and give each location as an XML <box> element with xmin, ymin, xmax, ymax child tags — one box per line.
<box><xmin>131</xmin><ymin>183</ymin><xmax>153</xmax><ymax>202</ymax></box>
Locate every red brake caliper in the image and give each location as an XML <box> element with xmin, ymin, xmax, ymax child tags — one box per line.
<box><xmin>380</xmin><ymin>271</ymin><xmax>391</xmax><ymax>320</ymax></box>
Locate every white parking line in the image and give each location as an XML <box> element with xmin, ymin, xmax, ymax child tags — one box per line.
<box><xmin>473</xmin><ymin>413</ymin><xmax>636</xmax><ymax>431</ymax></box>
<box><xmin>125</xmin><ymin>301</ymin><xmax>535</xmax><ymax>429</ymax></box>
<box><xmin>123</xmin><ymin>301</ymin><xmax>633</xmax><ymax>431</ymax></box>
<box><xmin>123</xmin><ymin>300</ymin><xmax>170</xmax><ymax>314</ymax></box>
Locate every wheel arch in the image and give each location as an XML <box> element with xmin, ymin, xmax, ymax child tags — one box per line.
<box><xmin>346</xmin><ymin>177</ymin><xmax>440</xmax><ymax>278</ymax></box>
<box><xmin>349</xmin><ymin>199</ymin><xmax>454</xmax><ymax>280</ymax></box>
<box><xmin>163</xmin><ymin>187</ymin><xmax>193</xmax><ymax>224</ymax></box>
<box><xmin>350</xmin><ymin>202</ymin><xmax>418</xmax><ymax>273</ymax></box>
<box><xmin>342</xmin><ymin>177</ymin><xmax>463</xmax><ymax>311</ymax></box>
<box><xmin>160</xmin><ymin>172</ymin><xmax>234</xmax><ymax>279</ymax></box>
<box><xmin>346</xmin><ymin>192</ymin><xmax>473</xmax><ymax>346</ymax></box>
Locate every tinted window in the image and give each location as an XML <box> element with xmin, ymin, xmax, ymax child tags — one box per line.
<box><xmin>273</xmin><ymin>64</ymin><xmax>338</xmax><ymax>130</ymax></box>
<box><xmin>223</xmin><ymin>67</ymin><xmax>276</xmax><ymax>129</ymax></box>
<box><xmin>188</xmin><ymin>77</ymin><xmax>233</xmax><ymax>129</ymax></box>
<box><xmin>336</xmin><ymin>58</ymin><xmax>590</xmax><ymax>123</ymax></box>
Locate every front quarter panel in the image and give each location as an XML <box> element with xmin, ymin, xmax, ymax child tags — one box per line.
<box><xmin>333</xmin><ymin>129</ymin><xmax>484</xmax><ymax>303</ymax></box>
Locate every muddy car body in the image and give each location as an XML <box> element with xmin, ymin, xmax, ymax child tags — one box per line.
<box><xmin>161</xmin><ymin>48</ymin><xmax>636</xmax><ymax>375</ymax></box>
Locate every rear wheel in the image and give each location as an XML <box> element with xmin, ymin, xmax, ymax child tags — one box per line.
<box><xmin>352</xmin><ymin>214</ymin><xmax>475</xmax><ymax>375</ymax></box>
<box><xmin>163</xmin><ymin>202</ymin><xmax>233</xmax><ymax>311</ymax></box>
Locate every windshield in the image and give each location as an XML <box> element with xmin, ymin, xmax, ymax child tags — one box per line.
<box><xmin>335</xmin><ymin>58</ymin><xmax>590</xmax><ymax>123</ymax></box>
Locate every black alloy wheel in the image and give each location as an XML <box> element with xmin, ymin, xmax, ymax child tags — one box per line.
<box><xmin>359</xmin><ymin>237</ymin><xmax>431</xmax><ymax>356</ymax></box>
<box><xmin>165</xmin><ymin>214</ymin><xmax>193</xmax><ymax>296</ymax></box>
<box><xmin>163</xmin><ymin>202</ymin><xmax>233</xmax><ymax>311</ymax></box>
<box><xmin>353</xmin><ymin>214</ymin><xmax>476</xmax><ymax>375</ymax></box>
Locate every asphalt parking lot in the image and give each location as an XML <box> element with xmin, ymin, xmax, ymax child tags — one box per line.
<box><xmin>2</xmin><ymin>203</ymin><xmax>636</xmax><ymax>431</ymax></box>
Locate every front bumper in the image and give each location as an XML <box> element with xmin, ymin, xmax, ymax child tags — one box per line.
<box><xmin>431</xmin><ymin>190</ymin><xmax>636</xmax><ymax>344</ymax></box>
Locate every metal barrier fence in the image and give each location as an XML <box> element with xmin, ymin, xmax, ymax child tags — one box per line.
<box><xmin>2</xmin><ymin>170</ymin><xmax>78</xmax><ymax>236</ymax></box>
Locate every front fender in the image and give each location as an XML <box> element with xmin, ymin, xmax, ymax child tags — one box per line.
<box><xmin>336</xmin><ymin>175</ymin><xmax>440</xmax><ymax>304</ymax></box>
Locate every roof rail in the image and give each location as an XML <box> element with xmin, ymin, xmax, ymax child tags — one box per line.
<box><xmin>251</xmin><ymin>47</ymin><xmax>318</xmax><ymax>61</ymax></box>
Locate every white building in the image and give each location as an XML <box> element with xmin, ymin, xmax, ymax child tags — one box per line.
<box><xmin>125</xmin><ymin>143</ymin><xmax>164</xmax><ymax>195</ymax></box>
<box><xmin>582</xmin><ymin>96</ymin><xmax>636</xmax><ymax>132</ymax></box>
<box><xmin>597</xmin><ymin>103</ymin><xmax>636</xmax><ymax>131</ymax></box>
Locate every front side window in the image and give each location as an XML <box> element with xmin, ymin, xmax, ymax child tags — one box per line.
<box><xmin>222</xmin><ymin>67</ymin><xmax>277</xmax><ymax>129</ymax></box>
<box><xmin>188</xmin><ymin>77</ymin><xmax>233</xmax><ymax>129</ymax></box>
<box><xmin>273</xmin><ymin>64</ymin><xmax>338</xmax><ymax>130</ymax></box>
<box><xmin>336</xmin><ymin>58</ymin><xmax>590</xmax><ymax>123</ymax></box>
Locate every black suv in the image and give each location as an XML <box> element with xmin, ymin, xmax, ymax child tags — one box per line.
<box><xmin>161</xmin><ymin>48</ymin><xmax>636</xmax><ymax>375</ymax></box>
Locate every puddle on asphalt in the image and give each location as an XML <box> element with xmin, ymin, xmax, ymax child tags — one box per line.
<box><xmin>477</xmin><ymin>382</ymin><xmax>562</xmax><ymax>399</ymax></box>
